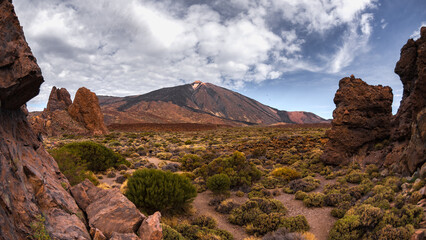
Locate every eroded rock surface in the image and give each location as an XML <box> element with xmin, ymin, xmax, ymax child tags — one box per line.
<box><xmin>46</xmin><ymin>86</ymin><xmax>72</xmax><ymax>112</ymax></box>
<box><xmin>385</xmin><ymin>27</ymin><xmax>426</xmax><ymax>173</ymax></box>
<box><xmin>138</xmin><ymin>211</ymin><xmax>162</xmax><ymax>240</ymax></box>
<box><xmin>71</xmin><ymin>179</ymin><xmax>145</xmax><ymax>238</ymax></box>
<box><xmin>0</xmin><ymin>0</ymin><xmax>43</xmax><ymax>110</ymax></box>
<box><xmin>68</xmin><ymin>87</ymin><xmax>109</xmax><ymax>135</ymax></box>
<box><xmin>30</xmin><ymin>86</ymin><xmax>108</xmax><ymax>136</ymax></box>
<box><xmin>321</xmin><ymin>75</ymin><xmax>393</xmax><ymax>165</ymax></box>
<box><xmin>0</xmin><ymin>1</ymin><xmax>90</xmax><ymax>239</ymax></box>
<box><xmin>323</xmin><ymin>27</ymin><xmax>426</xmax><ymax>175</ymax></box>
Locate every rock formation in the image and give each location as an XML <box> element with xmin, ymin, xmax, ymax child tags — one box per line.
<box><xmin>30</xmin><ymin>86</ymin><xmax>109</xmax><ymax>136</ymax></box>
<box><xmin>321</xmin><ymin>75</ymin><xmax>393</xmax><ymax>165</ymax></box>
<box><xmin>0</xmin><ymin>0</ymin><xmax>90</xmax><ymax>238</ymax></box>
<box><xmin>71</xmin><ymin>179</ymin><xmax>162</xmax><ymax>239</ymax></box>
<box><xmin>384</xmin><ymin>27</ymin><xmax>426</xmax><ymax>174</ymax></box>
<box><xmin>322</xmin><ymin>27</ymin><xmax>426</xmax><ymax>174</ymax></box>
<box><xmin>0</xmin><ymin>0</ymin><xmax>43</xmax><ymax>110</ymax></box>
<box><xmin>46</xmin><ymin>86</ymin><xmax>72</xmax><ymax>112</ymax></box>
<box><xmin>68</xmin><ymin>87</ymin><xmax>109</xmax><ymax>135</ymax></box>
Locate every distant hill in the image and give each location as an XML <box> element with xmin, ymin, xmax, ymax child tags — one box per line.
<box><xmin>98</xmin><ymin>81</ymin><xmax>329</xmax><ymax>126</ymax></box>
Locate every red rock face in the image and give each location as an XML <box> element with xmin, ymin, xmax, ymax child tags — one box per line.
<box><xmin>384</xmin><ymin>27</ymin><xmax>426</xmax><ymax>173</ymax></box>
<box><xmin>68</xmin><ymin>87</ymin><xmax>109</xmax><ymax>135</ymax></box>
<box><xmin>323</xmin><ymin>27</ymin><xmax>426</xmax><ymax>174</ymax></box>
<box><xmin>0</xmin><ymin>0</ymin><xmax>43</xmax><ymax>110</ymax></box>
<box><xmin>321</xmin><ymin>76</ymin><xmax>393</xmax><ymax>165</ymax></box>
<box><xmin>392</xmin><ymin>27</ymin><xmax>426</xmax><ymax>141</ymax></box>
<box><xmin>46</xmin><ymin>86</ymin><xmax>72</xmax><ymax>112</ymax></box>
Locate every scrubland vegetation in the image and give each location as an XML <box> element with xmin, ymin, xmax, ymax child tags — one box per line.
<box><xmin>46</xmin><ymin>126</ymin><xmax>425</xmax><ymax>240</ymax></box>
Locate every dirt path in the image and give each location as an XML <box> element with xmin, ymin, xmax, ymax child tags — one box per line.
<box><xmin>192</xmin><ymin>191</ymin><xmax>249</xmax><ymax>240</ymax></box>
<box><xmin>274</xmin><ymin>175</ymin><xmax>338</xmax><ymax>240</ymax></box>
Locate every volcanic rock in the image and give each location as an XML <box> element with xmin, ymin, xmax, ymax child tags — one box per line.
<box><xmin>384</xmin><ymin>27</ymin><xmax>426</xmax><ymax>173</ymax></box>
<box><xmin>71</xmin><ymin>179</ymin><xmax>145</xmax><ymax>238</ymax></box>
<box><xmin>68</xmin><ymin>87</ymin><xmax>109</xmax><ymax>135</ymax></box>
<box><xmin>321</xmin><ymin>75</ymin><xmax>393</xmax><ymax>165</ymax></box>
<box><xmin>0</xmin><ymin>0</ymin><xmax>43</xmax><ymax>110</ymax></box>
<box><xmin>0</xmin><ymin>1</ymin><xmax>90</xmax><ymax>239</ymax></box>
<box><xmin>46</xmin><ymin>86</ymin><xmax>72</xmax><ymax>112</ymax></box>
<box><xmin>138</xmin><ymin>211</ymin><xmax>162</xmax><ymax>240</ymax></box>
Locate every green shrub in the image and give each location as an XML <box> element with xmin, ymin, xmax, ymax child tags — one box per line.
<box><xmin>30</xmin><ymin>215</ymin><xmax>51</xmax><ymax>240</ymax></box>
<box><xmin>303</xmin><ymin>192</ymin><xmax>325</xmax><ymax>208</ymax></box>
<box><xmin>228</xmin><ymin>197</ymin><xmax>290</xmax><ymax>235</ymax></box>
<box><xmin>348</xmin><ymin>204</ymin><xmax>383</xmax><ymax>228</ymax></box>
<box><xmin>175</xmin><ymin>224</ymin><xmax>233</xmax><ymax>240</ymax></box>
<box><xmin>377</xmin><ymin>224</ymin><xmax>414</xmax><ymax>240</ymax></box>
<box><xmin>288</xmin><ymin>176</ymin><xmax>320</xmax><ymax>193</ymax></box>
<box><xmin>191</xmin><ymin>215</ymin><xmax>217</xmax><ymax>229</ymax></box>
<box><xmin>49</xmin><ymin>147</ymin><xmax>100</xmax><ymax>186</ymax></box>
<box><xmin>156</xmin><ymin>152</ymin><xmax>173</xmax><ymax>160</ymax></box>
<box><xmin>180</xmin><ymin>154</ymin><xmax>202</xmax><ymax>171</ymax></box>
<box><xmin>271</xmin><ymin>167</ymin><xmax>301</xmax><ymax>182</ymax></box>
<box><xmin>345</xmin><ymin>170</ymin><xmax>365</xmax><ymax>184</ymax></box>
<box><xmin>216</xmin><ymin>199</ymin><xmax>237</xmax><ymax>214</ymax></box>
<box><xmin>294</xmin><ymin>191</ymin><xmax>307</xmax><ymax>200</ymax></box>
<box><xmin>324</xmin><ymin>192</ymin><xmax>352</xmax><ymax>207</ymax></box>
<box><xmin>50</xmin><ymin>141</ymin><xmax>128</xmax><ymax>172</ymax></box>
<box><xmin>162</xmin><ymin>224</ymin><xmax>185</xmax><ymax>240</ymax></box>
<box><xmin>207</xmin><ymin>174</ymin><xmax>231</xmax><ymax>194</ymax></box>
<box><xmin>328</xmin><ymin>214</ymin><xmax>361</xmax><ymax>240</ymax></box>
<box><xmin>125</xmin><ymin>169</ymin><xmax>197</xmax><ymax>214</ymax></box>
<box><xmin>206</xmin><ymin>151</ymin><xmax>261</xmax><ymax>188</ymax></box>
<box><xmin>280</xmin><ymin>215</ymin><xmax>310</xmax><ymax>232</ymax></box>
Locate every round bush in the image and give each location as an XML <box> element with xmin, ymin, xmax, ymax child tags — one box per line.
<box><xmin>207</xmin><ymin>174</ymin><xmax>231</xmax><ymax>194</ymax></box>
<box><xmin>303</xmin><ymin>192</ymin><xmax>325</xmax><ymax>208</ymax></box>
<box><xmin>125</xmin><ymin>169</ymin><xmax>197</xmax><ymax>214</ymax></box>
<box><xmin>162</xmin><ymin>224</ymin><xmax>185</xmax><ymax>240</ymax></box>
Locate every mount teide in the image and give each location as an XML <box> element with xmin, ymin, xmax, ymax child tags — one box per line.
<box><xmin>98</xmin><ymin>81</ymin><xmax>328</xmax><ymax>126</ymax></box>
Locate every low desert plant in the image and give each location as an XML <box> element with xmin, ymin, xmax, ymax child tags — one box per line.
<box><xmin>207</xmin><ymin>174</ymin><xmax>231</xmax><ymax>194</ymax></box>
<box><xmin>303</xmin><ymin>192</ymin><xmax>325</xmax><ymax>208</ymax></box>
<box><xmin>125</xmin><ymin>169</ymin><xmax>197</xmax><ymax>214</ymax></box>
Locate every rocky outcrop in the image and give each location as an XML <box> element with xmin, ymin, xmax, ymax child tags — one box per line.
<box><xmin>46</xmin><ymin>86</ymin><xmax>72</xmax><ymax>112</ymax></box>
<box><xmin>71</xmin><ymin>179</ymin><xmax>162</xmax><ymax>239</ymax></box>
<box><xmin>384</xmin><ymin>27</ymin><xmax>426</xmax><ymax>173</ymax></box>
<box><xmin>68</xmin><ymin>87</ymin><xmax>109</xmax><ymax>135</ymax></box>
<box><xmin>323</xmin><ymin>27</ymin><xmax>426</xmax><ymax>174</ymax></box>
<box><xmin>0</xmin><ymin>1</ymin><xmax>90</xmax><ymax>238</ymax></box>
<box><xmin>0</xmin><ymin>0</ymin><xmax>43</xmax><ymax>110</ymax></box>
<box><xmin>30</xmin><ymin>86</ymin><xmax>108</xmax><ymax>136</ymax></box>
<box><xmin>321</xmin><ymin>75</ymin><xmax>393</xmax><ymax>165</ymax></box>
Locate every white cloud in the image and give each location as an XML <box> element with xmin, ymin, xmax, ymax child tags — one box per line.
<box><xmin>410</xmin><ymin>22</ymin><xmax>426</xmax><ymax>40</ymax></box>
<box><xmin>12</xmin><ymin>0</ymin><xmax>378</xmax><ymax>111</ymax></box>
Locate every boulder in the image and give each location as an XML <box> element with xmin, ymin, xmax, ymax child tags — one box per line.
<box><xmin>0</xmin><ymin>1</ymin><xmax>90</xmax><ymax>238</ymax></box>
<box><xmin>0</xmin><ymin>0</ymin><xmax>43</xmax><ymax>110</ymax></box>
<box><xmin>321</xmin><ymin>75</ymin><xmax>393</xmax><ymax>165</ymax></box>
<box><xmin>110</xmin><ymin>232</ymin><xmax>141</xmax><ymax>240</ymax></box>
<box><xmin>138</xmin><ymin>211</ymin><xmax>162</xmax><ymax>240</ymax></box>
<box><xmin>68</xmin><ymin>87</ymin><xmax>109</xmax><ymax>135</ymax></box>
<box><xmin>71</xmin><ymin>179</ymin><xmax>145</xmax><ymax>238</ymax></box>
<box><xmin>46</xmin><ymin>86</ymin><xmax>72</xmax><ymax>112</ymax></box>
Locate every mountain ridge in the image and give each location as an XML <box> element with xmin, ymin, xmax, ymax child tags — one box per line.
<box><xmin>98</xmin><ymin>81</ymin><xmax>329</xmax><ymax>126</ymax></box>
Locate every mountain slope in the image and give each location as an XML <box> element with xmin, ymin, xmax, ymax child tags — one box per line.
<box><xmin>98</xmin><ymin>81</ymin><xmax>328</xmax><ymax>126</ymax></box>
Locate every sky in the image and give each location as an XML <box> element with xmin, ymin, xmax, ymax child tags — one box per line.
<box><xmin>14</xmin><ymin>0</ymin><xmax>425</xmax><ymax>119</ymax></box>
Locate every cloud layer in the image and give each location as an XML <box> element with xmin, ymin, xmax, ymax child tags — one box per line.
<box><xmin>13</xmin><ymin>0</ymin><xmax>377</xmax><ymax>110</ymax></box>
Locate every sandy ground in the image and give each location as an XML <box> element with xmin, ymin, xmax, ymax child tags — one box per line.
<box><xmin>192</xmin><ymin>191</ymin><xmax>249</xmax><ymax>240</ymax></box>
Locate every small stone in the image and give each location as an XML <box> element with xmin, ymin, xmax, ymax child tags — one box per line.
<box><xmin>380</xmin><ymin>169</ymin><xmax>389</xmax><ymax>177</ymax></box>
